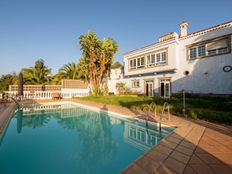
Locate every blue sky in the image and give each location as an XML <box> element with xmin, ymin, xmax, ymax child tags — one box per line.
<box><xmin>0</xmin><ymin>0</ymin><xmax>231</xmax><ymax>75</ymax></box>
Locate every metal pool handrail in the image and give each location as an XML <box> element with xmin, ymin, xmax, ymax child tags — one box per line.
<box><xmin>10</xmin><ymin>97</ymin><xmax>20</xmax><ymax>107</ymax></box>
<box><xmin>159</xmin><ymin>102</ymin><xmax>170</xmax><ymax>133</ymax></box>
<box><xmin>162</xmin><ymin>102</ymin><xmax>170</xmax><ymax>121</ymax></box>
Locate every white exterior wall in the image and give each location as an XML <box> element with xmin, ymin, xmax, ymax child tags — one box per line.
<box><xmin>110</xmin><ymin>68</ymin><xmax>122</xmax><ymax>80</ymax></box>
<box><xmin>118</xmin><ymin>22</ymin><xmax>232</xmax><ymax>95</ymax></box>
<box><xmin>173</xmin><ymin>27</ymin><xmax>232</xmax><ymax>94</ymax></box>
<box><xmin>124</xmin><ymin>40</ymin><xmax>178</xmax><ymax>76</ymax></box>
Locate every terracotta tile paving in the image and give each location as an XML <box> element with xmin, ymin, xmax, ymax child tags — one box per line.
<box><xmin>183</xmin><ymin>166</ymin><xmax>196</xmax><ymax>174</ymax></box>
<box><xmin>209</xmin><ymin>164</ymin><xmax>232</xmax><ymax>174</ymax></box>
<box><xmin>163</xmin><ymin>157</ymin><xmax>186</xmax><ymax>173</ymax></box>
<box><xmin>170</xmin><ymin>151</ymin><xmax>190</xmax><ymax>164</ymax></box>
<box><xmin>121</xmin><ymin>163</ymin><xmax>150</xmax><ymax>174</ymax></box>
<box><xmin>154</xmin><ymin>144</ymin><xmax>173</xmax><ymax>156</ymax></box>
<box><xmin>156</xmin><ymin>164</ymin><xmax>177</xmax><ymax>174</ymax></box>
<box><xmin>135</xmin><ymin>155</ymin><xmax>161</xmax><ymax>173</ymax></box>
<box><xmin>146</xmin><ymin>149</ymin><xmax>168</xmax><ymax>162</ymax></box>
<box><xmin>1</xmin><ymin>99</ymin><xmax>232</xmax><ymax>174</ymax></box>
<box><xmin>189</xmin><ymin>163</ymin><xmax>216</xmax><ymax>173</ymax></box>
<box><xmin>175</xmin><ymin>145</ymin><xmax>194</xmax><ymax>156</ymax></box>
<box><xmin>0</xmin><ymin>103</ymin><xmax>16</xmax><ymax>134</ymax></box>
<box><xmin>159</xmin><ymin>140</ymin><xmax>179</xmax><ymax>150</ymax></box>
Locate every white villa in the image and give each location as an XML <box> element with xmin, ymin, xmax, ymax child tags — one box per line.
<box><xmin>109</xmin><ymin>20</ymin><xmax>232</xmax><ymax>97</ymax></box>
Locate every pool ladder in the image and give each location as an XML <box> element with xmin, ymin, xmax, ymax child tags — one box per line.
<box><xmin>143</xmin><ymin>102</ymin><xmax>170</xmax><ymax>132</ymax></box>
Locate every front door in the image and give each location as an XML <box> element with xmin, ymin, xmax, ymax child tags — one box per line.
<box><xmin>145</xmin><ymin>81</ymin><xmax>154</xmax><ymax>97</ymax></box>
<box><xmin>160</xmin><ymin>79</ymin><xmax>171</xmax><ymax>98</ymax></box>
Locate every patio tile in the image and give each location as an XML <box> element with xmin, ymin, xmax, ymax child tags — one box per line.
<box><xmin>176</xmin><ymin>145</ymin><xmax>194</xmax><ymax>156</ymax></box>
<box><xmin>180</xmin><ymin>140</ymin><xmax>196</xmax><ymax>150</ymax></box>
<box><xmin>170</xmin><ymin>151</ymin><xmax>190</xmax><ymax>164</ymax></box>
<box><xmin>121</xmin><ymin>163</ymin><xmax>150</xmax><ymax>174</ymax></box>
<box><xmin>196</xmin><ymin>153</ymin><xmax>223</xmax><ymax>164</ymax></box>
<box><xmin>156</xmin><ymin>164</ymin><xmax>177</xmax><ymax>174</ymax></box>
<box><xmin>189</xmin><ymin>154</ymin><xmax>203</xmax><ymax>164</ymax></box>
<box><xmin>154</xmin><ymin>144</ymin><xmax>173</xmax><ymax>156</ymax></box>
<box><xmin>169</xmin><ymin>133</ymin><xmax>184</xmax><ymax>140</ymax></box>
<box><xmin>146</xmin><ymin>149</ymin><xmax>168</xmax><ymax>162</ymax></box>
<box><xmin>163</xmin><ymin>157</ymin><xmax>186</xmax><ymax>173</ymax></box>
<box><xmin>165</xmin><ymin>136</ymin><xmax>182</xmax><ymax>144</ymax></box>
<box><xmin>211</xmin><ymin>152</ymin><xmax>232</xmax><ymax>166</ymax></box>
<box><xmin>159</xmin><ymin>140</ymin><xmax>178</xmax><ymax>150</ymax></box>
<box><xmin>135</xmin><ymin>155</ymin><xmax>160</xmax><ymax>173</ymax></box>
<box><xmin>183</xmin><ymin>165</ymin><xmax>197</xmax><ymax>174</ymax></box>
<box><xmin>195</xmin><ymin>147</ymin><xmax>207</xmax><ymax>154</ymax></box>
<box><xmin>190</xmin><ymin>164</ymin><xmax>216</xmax><ymax>174</ymax></box>
<box><xmin>209</xmin><ymin>164</ymin><xmax>232</xmax><ymax>174</ymax></box>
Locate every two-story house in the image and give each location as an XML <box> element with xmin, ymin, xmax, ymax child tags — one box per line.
<box><xmin>122</xmin><ymin>20</ymin><xmax>232</xmax><ymax>97</ymax></box>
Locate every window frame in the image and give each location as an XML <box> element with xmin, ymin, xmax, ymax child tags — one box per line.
<box><xmin>187</xmin><ymin>34</ymin><xmax>231</xmax><ymax>61</ymax></box>
<box><xmin>128</xmin><ymin>48</ymin><xmax>168</xmax><ymax>71</ymax></box>
<box><xmin>132</xmin><ymin>80</ymin><xmax>140</xmax><ymax>88</ymax></box>
<box><xmin>198</xmin><ymin>45</ymin><xmax>206</xmax><ymax>57</ymax></box>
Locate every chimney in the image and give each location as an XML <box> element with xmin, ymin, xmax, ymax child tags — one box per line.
<box><xmin>179</xmin><ymin>21</ymin><xmax>188</xmax><ymax>37</ymax></box>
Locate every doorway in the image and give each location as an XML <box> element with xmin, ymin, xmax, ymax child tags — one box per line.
<box><xmin>160</xmin><ymin>79</ymin><xmax>171</xmax><ymax>98</ymax></box>
<box><xmin>145</xmin><ymin>80</ymin><xmax>154</xmax><ymax>97</ymax></box>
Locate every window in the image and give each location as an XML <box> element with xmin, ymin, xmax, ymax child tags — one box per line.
<box><xmin>129</xmin><ymin>59</ymin><xmax>136</xmax><ymax>69</ymax></box>
<box><xmin>151</xmin><ymin>54</ymin><xmax>155</xmax><ymax>64</ymax></box>
<box><xmin>133</xmin><ymin>59</ymin><xmax>136</xmax><ymax>68</ymax></box>
<box><xmin>130</xmin><ymin>60</ymin><xmax>133</xmax><ymax>68</ymax></box>
<box><xmin>161</xmin><ymin>52</ymin><xmax>167</xmax><ymax>61</ymax></box>
<box><xmin>208</xmin><ymin>49</ymin><xmax>216</xmax><ymax>56</ymax></box>
<box><xmin>198</xmin><ymin>45</ymin><xmax>206</xmax><ymax>57</ymax></box>
<box><xmin>141</xmin><ymin>57</ymin><xmax>144</xmax><ymax>66</ymax></box>
<box><xmin>188</xmin><ymin>36</ymin><xmax>230</xmax><ymax>60</ymax></box>
<box><xmin>218</xmin><ymin>47</ymin><xmax>228</xmax><ymax>54</ymax></box>
<box><xmin>147</xmin><ymin>55</ymin><xmax>151</xmax><ymax>65</ymax></box>
<box><xmin>137</xmin><ymin>58</ymin><xmax>140</xmax><ymax>67</ymax></box>
<box><xmin>156</xmin><ymin>53</ymin><xmax>161</xmax><ymax>63</ymax></box>
<box><xmin>129</xmin><ymin>49</ymin><xmax>168</xmax><ymax>70</ymax></box>
<box><xmin>190</xmin><ymin>47</ymin><xmax>197</xmax><ymax>60</ymax></box>
<box><xmin>136</xmin><ymin>57</ymin><xmax>145</xmax><ymax>68</ymax></box>
<box><xmin>132</xmin><ymin>80</ymin><xmax>140</xmax><ymax>88</ymax></box>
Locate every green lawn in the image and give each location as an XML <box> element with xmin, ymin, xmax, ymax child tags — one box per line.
<box><xmin>76</xmin><ymin>95</ymin><xmax>232</xmax><ymax>124</ymax></box>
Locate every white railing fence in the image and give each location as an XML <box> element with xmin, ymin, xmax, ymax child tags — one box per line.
<box><xmin>5</xmin><ymin>90</ymin><xmax>89</xmax><ymax>100</ymax></box>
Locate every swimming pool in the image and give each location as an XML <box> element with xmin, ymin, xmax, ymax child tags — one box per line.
<box><xmin>0</xmin><ymin>103</ymin><xmax>174</xmax><ymax>174</ymax></box>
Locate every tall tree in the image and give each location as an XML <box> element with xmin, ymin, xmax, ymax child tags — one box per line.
<box><xmin>79</xmin><ymin>31</ymin><xmax>101</xmax><ymax>95</ymax></box>
<box><xmin>111</xmin><ymin>61</ymin><xmax>122</xmax><ymax>69</ymax></box>
<box><xmin>22</xmin><ymin>59</ymin><xmax>51</xmax><ymax>85</ymax></box>
<box><xmin>0</xmin><ymin>73</ymin><xmax>18</xmax><ymax>92</ymax></box>
<box><xmin>77</xmin><ymin>58</ymin><xmax>89</xmax><ymax>82</ymax></box>
<box><xmin>101</xmin><ymin>38</ymin><xmax>119</xmax><ymax>95</ymax></box>
<box><xmin>79</xmin><ymin>31</ymin><xmax>118</xmax><ymax>96</ymax></box>
<box><xmin>58</xmin><ymin>62</ymin><xmax>79</xmax><ymax>80</ymax></box>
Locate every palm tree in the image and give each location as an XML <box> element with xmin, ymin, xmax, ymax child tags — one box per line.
<box><xmin>79</xmin><ymin>31</ymin><xmax>118</xmax><ymax>96</ymax></box>
<box><xmin>77</xmin><ymin>58</ymin><xmax>89</xmax><ymax>82</ymax></box>
<box><xmin>79</xmin><ymin>31</ymin><xmax>101</xmax><ymax>96</ymax></box>
<box><xmin>22</xmin><ymin>59</ymin><xmax>51</xmax><ymax>85</ymax></box>
<box><xmin>58</xmin><ymin>62</ymin><xmax>79</xmax><ymax>80</ymax></box>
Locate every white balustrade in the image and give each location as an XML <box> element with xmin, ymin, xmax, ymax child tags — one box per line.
<box><xmin>5</xmin><ymin>89</ymin><xmax>89</xmax><ymax>100</ymax></box>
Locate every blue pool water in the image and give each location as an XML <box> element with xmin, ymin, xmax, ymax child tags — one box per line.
<box><xmin>0</xmin><ymin>103</ymin><xmax>174</xmax><ymax>174</ymax></box>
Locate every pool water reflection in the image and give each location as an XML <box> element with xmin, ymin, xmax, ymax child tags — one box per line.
<box><xmin>0</xmin><ymin>104</ymin><xmax>174</xmax><ymax>174</ymax></box>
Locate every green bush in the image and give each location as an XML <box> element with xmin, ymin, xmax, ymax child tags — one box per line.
<box><xmin>188</xmin><ymin>109</ymin><xmax>198</xmax><ymax>120</ymax></box>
